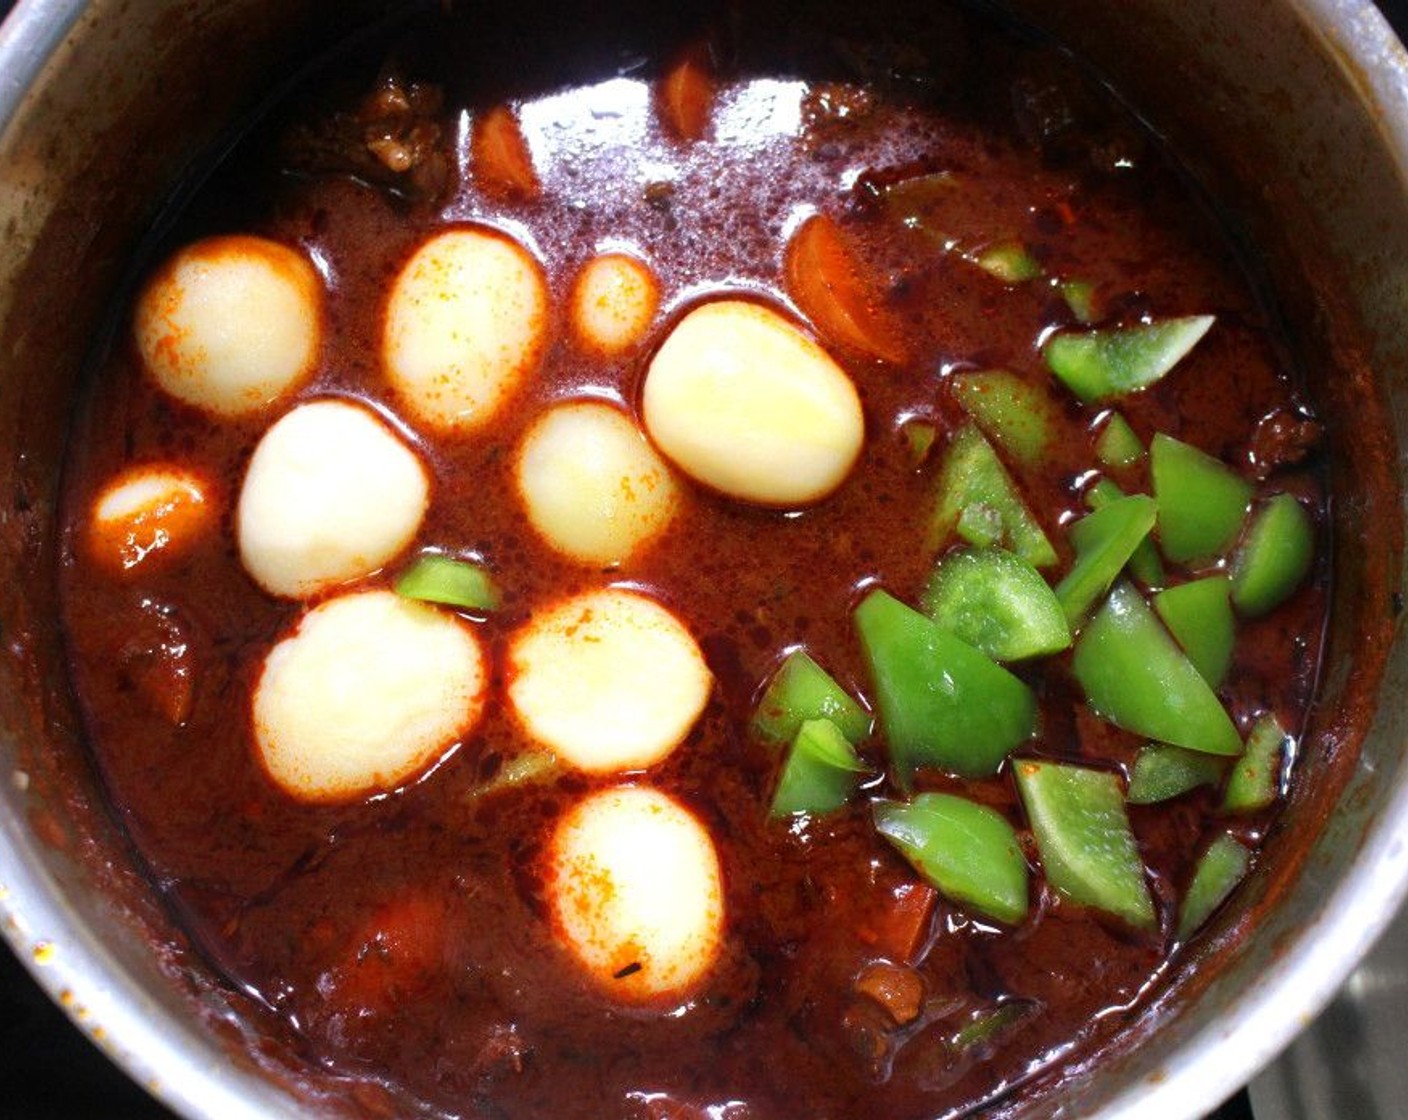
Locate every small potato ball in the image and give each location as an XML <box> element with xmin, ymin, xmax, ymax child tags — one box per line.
<box><xmin>86</xmin><ymin>464</ymin><xmax>214</xmax><ymax>575</ymax></box>
<box><xmin>546</xmin><ymin>785</ymin><xmax>724</xmax><ymax>1002</ymax></box>
<box><xmin>507</xmin><ymin>588</ymin><xmax>711</xmax><ymax>773</ymax></box>
<box><xmin>569</xmin><ymin>253</ymin><xmax>660</xmax><ymax>355</ymax></box>
<box><xmin>253</xmin><ymin>590</ymin><xmax>486</xmax><ymax>802</ymax></box>
<box><xmin>641</xmin><ymin>299</ymin><xmax>864</xmax><ymax>506</ymax></box>
<box><xmin>237</xmin><ymin>399</ymin><xmax>430</xmax><ymax>599</ymax></box>
<box><xmin>515</xmin><ymin>401</ymin><xmax>681</xmax><ymax>566</ymax></box>
<box><xmin>383</xmin><ymin>228</ymin><xmax>549</xmax><ymax>434</ymax></box>
<box><xmin>133</xmin><ymin>235</ymin><xmax>322</xmax><ymax>417</ymax></box>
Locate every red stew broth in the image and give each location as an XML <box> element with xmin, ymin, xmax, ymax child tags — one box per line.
<box><xmin>58</xmin><ymin>3</ymin><xmax>1326</xmax><ymax>1116</ymax></box>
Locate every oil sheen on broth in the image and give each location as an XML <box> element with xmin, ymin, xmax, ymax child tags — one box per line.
<box><xmin>59</xmin><ymin>3</ymin><xmax>1327</xmax><ymax>1117</ymax></box>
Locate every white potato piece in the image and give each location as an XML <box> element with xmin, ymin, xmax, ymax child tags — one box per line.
<box><xmin>515</xmin><ymin>401</ymin><xmax>681</xmax><ymax>566</ymax></box>
<box><xmin>569</xmin><ymin>253</ymin><xmax>660</xmax><ymax>355</ymax></box>
<box><xmin>86</xmin><ymin>464</ymin><xmax>215</xmax><ymax>574</ymax></box>
<box><xmin>134</xmin><ymin>235</ymin><xmax>322</xmax><ymax>417</ymax></box>
<box><xmin>547</xmin><ymin>785</ymin><xmax>724</xmax><ymax>1001</ymax></box>
<box><xmin>507</xmin><ymin>588</ymin><xmax>711</xmax><ymax>772</ymax></box>
<box><xmin>383</xmin><ymin>227</ymin><xmax>549</xmax><ymax>433</ymax></box>
<box><xmin>642</xmin><ymin>299</ymin><xmax>865</xmax><ymax>506</ymax></box>
<box><xmin>253</xmin><ymin>590</ymin><xmax>486</xmax><ymax>802</ymax></box>
<box><xmin>237</xmin><ymin>400</ymin><xmax>430</xmax><ymax>599</ymax></box>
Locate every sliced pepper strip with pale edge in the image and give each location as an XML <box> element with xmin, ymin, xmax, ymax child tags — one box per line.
<box><xmin>873</xmin><ymin>793</ymin><xmax>1030</xmax><ymax>925</ymax></box>
<box><xmin>1126</xmin><ymin>743</ymin><xmax>1227</xmax><ymax>804</ymax></box>
<box><xmin>1055</xmin><ymin>494</ymin><xmax>1157</xmax><ymax>625</ymax></box>
<box><xmin>751</xmin><ymin>649</ymin><xmax>871</xmax><ymax>746</ymax></box>
<box><xmin>930</xmin><ymin>424</ymin><xmax>1057</xmax><ymax>568</ymax></box>
<box><xmin>1177</xmin><ymin>834</ymin><xmax>1251</xmax><ymax>940</ymax></box>
<box><xmin>1230</xmin><ymin>494</ymin><xmax>1314</xmax><ymax>617</ymax></box>
<box><xmin>1088</xmin><ymin>478</ymin><xmax>1165</xmax><ymax>590</ymax></box>
<box><xmin>395</xmin><ymin>554</ymin><xmax>502</xmax><ymax>613</ymax></box>
<box><xmin>1015</xmin><ymin>759</ymin><xmax>1155</xmax><ymax>931</ymax></box>
<box><xmin>770</xmin><ymin>718</ymin><xmax>868</xmax><ymax>818</ymax></box>
<box><xmin>855</xmin><ymin>589</ymin><xmax>1036</xmax><ymax>785</ymax></box>
<box><xmin>1073</xmin><ymin>581</ymin><xmax>1241</xmax><ymax>755</ymax></box>
<box><xmin>1043</xmin><ymin>315</ymin><xmax>1215</xmax><ymax>403</ymax></box>
<box><xmin>1223</xmin><ymin>713</ymin><xmax>1291</xmax><ymax>812</ymax></box>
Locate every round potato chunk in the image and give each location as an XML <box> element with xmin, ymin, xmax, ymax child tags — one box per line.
<box><xmin>237</xmin><ymin>400</ymin><xmax>430</xmax><ymax>599</ymax></box>
<box><xmin>253</xmin><ymin>590</ymin><xmax>486</xmax><ymax>802</ymax></box>
<box><xmin>507</xmin><ymin>588</ymin><xmax>711</xmax><ymax>773</ymax></box>
<box><xmin>383</xmin><ymin>227</ymin><xmax>549</xmax><ymax>433</ymax></box>
<box><xmin>515</xmin><ymin>401</ymin><xmax>681</xmax><ymax>566</ymax></box>
<box><xmin>86</xmin><ymin>465</ymin><xmax>214</xmax><ymax>575</ymax></box>
<box><xmin>547</xmin><ymin>785</ymin><xmax>724</xmax><ymax>1002</ymax></box>
<box><xmin>569</xmin><ymin>253</ymin><xmax>660</xmax><ymax>355</ymax></box>
<box><xmin>134</xmin><ymin>235</ymin><xmax>322</xmax><ymax>417</ymax></box>
<box><xmin>641</xmin><ymin>299</ymin><xmax>864</xmax><ymax>505</ymax></box>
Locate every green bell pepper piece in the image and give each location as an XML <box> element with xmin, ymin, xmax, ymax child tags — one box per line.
<box><xmin>1073</xmin><ymin>582</ymin><xmax>1242</xmax><ymax>755</ymax></box>
<box><xmin>1044</xmin><ymin>315</ymin><xmax>1215</xmax><ymax>403</ymax></box>
<box><xmin>395</xmin><ymin>553</ymin><xmax>502</xmax><ymax>613</ymax></box>
<box><xmin>950</xmin><ymin>370</ymin><xmax>1058</xmax><ymax>468</ymax></box>
<box><xmin>931</xmin><ymin>424</ymin><xmax>1057</xmax><ymax>568</ymax></box>
<box><xmin>1230</xmin><ymin>494</ymin><xmax>1314</xmax><ymax>616</ymax></box>
<box><xmin>901</xmin><ymin>418</ymin><xmax>938</xmax><ymax>466</ymax></box>
<box><xmin>920</xmin><ymin>547</ymin><xmax>1071</xmax><ymax>662</ymax></box>
<box><xmin>1087</xmin><ymin>478</ymin><xmax>1165</xmax><ymax>590</ymax></box>
<box><xmin>1150</xmin><ymin>433</ymin><xmax>1253</xmax><ymax>566</ymax></box>
<box><xmin>1223</xmin><ymin>713</ymin><xmax>1290</xmax><ymax>812</ymax></box>
<box><xmin>974</xmin><ymin>240</ymin><xmax>1043</xmax><ymax>283</ymax></box>
<box><xmin>771</xmin><ymin>719</ymin><xmax>868</xmax><ymax>818</ymax></box>
<box><xmin>1095</xmin><ymin>411</ymin><xmax>1144</xmax><ymax>469</ymax></box>
<box><xmin>1153</xmin><ymin>576</ymin><xmax>1235</xmax><ymax>688</ymax></box>
<box><xmin>1126</xmin><ymin>743</ymin><xmax>1227</xmax><ymax>804</ymax></box>
<box><xmin>873</xmin><ymin>793</ymin><xmax>1029</xmax><ymax>925</ymax></box>
<box><xmin>1059</xmin><ymin>279</ymin><xmax>1097</xmax><ymax>324</ymax></box>
<box><xmin>1055</xmin><ymin>494</ymin><xmax>1158</xmax><ymax>624</ymax></box>
<box><xmin>855</xmin><ymin>589</ymin><xmax>1036</xmax><ymax>785</ymax></box>
<box><xmin>1015</xmin><ymin>759</ymin><xmax>1155</xmax><ymax>930</ymax></box>
<box><xmin>752</xmin><ymin>650</ymin><xmax>871</xmax><ymax>746</ymax></box>
<box><xmin>1176</xmin><ymin>834</ymin><xmax>1251</xmax><ymax>940</ymax></box>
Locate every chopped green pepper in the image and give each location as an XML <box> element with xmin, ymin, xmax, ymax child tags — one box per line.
<box><xmin>1088</xmin><ymin>478</ymin><xmax>1165</xmax><ymax>590</ymax></box>
<box><xmin>752</xmin><ymin>649</ymin><xmax>871</xmax><ymax>746</ymax></box>
<box><xmin>1043</xmin><ymin>315</ymin><xmax>1215</xmax><ymax>402</ymax></box>
<box><xmin>1095</xmin><ymin>411</ymin><xmax>1144</xmax><ymax>469</ymax></box>
<box><xmin>1153</xmin><ymin>576</ymin><xmax>1235</xmax><ymax>688</ymax></box>
<box><xmin>1015</xmin><ymin>759</ymin><xmax>1155</xmax><ymax>930</ymax></box>
<box><xmin>1055</xmin><ymin>494</ymin><xmax>1158</xmax><ymax>624</ymax></box>
<box><xmin>901</xmin><ymin>418</ymin><xmax>938</xmax><ymax>466</ymax></box>
<box><xmin>771</xmin><ymin>719</ymin><xmax>868</xmax><ymax>817</ymax></box>
<box><xmin>1126</xmin><ymin>743</ymin><xmax>1227</xmax><ymax>804</ymax></box>
<box><xmin>1223</xmin><ymin>713</ymin><xmax>1290</xmax><ymax>812</ymax></box>
<box><xmin>855</xmin><ymin>589</ymin><xmax>1036</xmax><ymax>784</ymax></box>
<box><xmin>949</xmin><ymin>370</ymin><xmax>1058</xmax><ymax>467</ymax></box>
<box><xmin>873</xmin><ymin>793</ymin><xmax>1029</xmax><ymax>925</ymax></box>
<box><xmin>1230</xmin><ymin>494</ymin><xmax>1314</xmax><ymax>616</ymax></box>
<box><xmin>1150</xmin><ymin>433</ymin><xmax>1253</xmax><ymax>566</ymax></box>
<box><xmin>395</xmin><ymin>553</ymin><xmax>502</xmax><ymax>612</ymax></box>
<box><xmin>465</xmin><ymin>749</ymin><xmax>559</xmax><ymax>803</ymax></box>
<box><xmin>974</xmin><ymin>241</ymin><xmax>1043</xmax><ymax>283</ymax></box>
<box><xmin>1073</xmin><ymin>582</ymin><xmax>1241</xmax><ymax>755</ymax></box>
<box><xmin>957</xmin><ymin>503</ymin><xmax>1004</xmax><ymax>548</ymax></box>
<box><xmin>931</xmin><ymin>424</ymin><xmax>1058</xmax><ymax>568</ymax></box>
<box><xmin>1059</xmin><ymin>279</ymin><xmax>1097</xmax><ymax>324</ymax></box>
<box><xmin>920</xmin><ymin>547</ymin><xmax>1071</xmax><ymax>662</ymax></box>
<box><xmin>1176</xmin><ymin>834</ymin><xmax>1251</xmax><ymax>940</ymax></box>
<box><xmin>951</xmin><ymin>1000</ymin><xmax>1039</xmax><ymax>1051</ymax></box>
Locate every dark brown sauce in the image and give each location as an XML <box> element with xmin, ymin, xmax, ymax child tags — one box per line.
<box><xmin>57</xmin><ymin>4</ymin><xmax>1326</xmax><ymax>1117</ymax></box>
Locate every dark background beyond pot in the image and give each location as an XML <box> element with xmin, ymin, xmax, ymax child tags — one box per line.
<box><xmin>0</xmin><ymin>0</ymin><xmax>1404</xmax><ymax>1117</ymax></box>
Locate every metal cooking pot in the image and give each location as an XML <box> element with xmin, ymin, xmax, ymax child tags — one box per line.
<box><xmin>1</xmin><ymin>0</ymin><xmax>1405</xmax><ymax>1116</ymax></box>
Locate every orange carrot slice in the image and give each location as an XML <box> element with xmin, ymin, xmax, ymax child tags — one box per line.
<box><xmin>471</xmin><ymin>105</ymin><xmax>540</xmax><ymax>199</ymax></box>
<box><xmin>784</xmin><ymin>213</ymin><xmax>906</xmax><ymax>364</ymax></box>
<box><xmin>659</xmin><ymin>46</ymin><xmax>714</xmax><ymax>142</ymax></box>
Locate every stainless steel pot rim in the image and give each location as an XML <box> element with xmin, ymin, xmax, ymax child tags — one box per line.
<box><xmin>1</xmin><ymin>1</ymin><xmax>1407</xmax><ymax>1117</ymax></box>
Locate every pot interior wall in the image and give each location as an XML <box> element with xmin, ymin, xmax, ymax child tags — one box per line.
<box><xmin>1</xmin><ymin>0</ymin><xmax>1404</xmax><ymax>1116</ymax></box>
